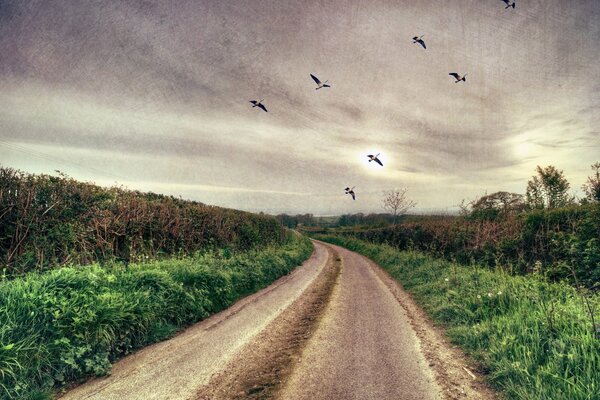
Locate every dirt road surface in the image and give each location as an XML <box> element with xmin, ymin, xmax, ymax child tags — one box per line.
<box><xmin>59</xmin><ymin>243</ymin><xmax>329</xmax><ymax>400</ymax></box>
<box><xmin>278</xmin><ymin>243</ymin><xmax>443</xmax><ymax>400</ymax></box>
<box><xmin>61</xmin><ymin>241</ymin><xmax>496</xmax><ymax>400</ymax></box>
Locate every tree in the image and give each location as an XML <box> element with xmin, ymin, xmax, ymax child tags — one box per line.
<box><xmin>525</xmin><ymin>165</ymin><xmax>573</xmax><ymax>209</ymax></box>
<box><xmin>470</xmin><ymin>191</ymin><xmax>526</xmax><ymax>219</ymax></box>
<box><xmin>582</xmin><ymin>162</ymin><xmax>600</xmax><ymax>203</ymax></box>
<box><xmin>382</xmin><ymin>188</ymin><xmax>416</xmax><ymax>223</ymax></box>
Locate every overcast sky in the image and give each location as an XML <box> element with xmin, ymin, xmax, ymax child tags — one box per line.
<box><xmin>1</xmin><ymin>0</ymin><xmax>599</xmax><ymax>215</ymax></box>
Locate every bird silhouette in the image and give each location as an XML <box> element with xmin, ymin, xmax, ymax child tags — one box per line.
<box><xmin>367</xmin><ymin>154</ymin><xmax>383</xmax><ymax>166</ymax></box>
<box><xmin>310</xmin><ymin>74</ymin><xmax>331</xmax><ymax>90</ymax></box>
<box><xmin>249</xmin><ymin>100</ymin><xmax>268</xmax><ymax>112</ymax></box>
<box><xmin>501</xmin><ymin>0</ymin><xmax>516</xmax><ymax>9</ymax></box>
<box><xmin>412</xmin><ymin>35</ymin><xmax>426</xmax><ymax>49</ymax></box>
<box><xmin>449</xmin><ymin>73</ymin><xmax>467</xmax><ymax>83</ymax></box>
<box><xmin>344</xmin><ymin>186</ymin><xmax>356</xmax><ymax>200</ymax></box>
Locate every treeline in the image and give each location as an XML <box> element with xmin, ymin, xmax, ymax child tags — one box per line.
<box><xmin>0</xmin><ymin>167</ymin><xmax>285</xmax><ymax>276</ymax></box>
<box><xmin>277</xmin><ymin>213</ymin><xmax>413</xmax><ymax>229</ymax></box>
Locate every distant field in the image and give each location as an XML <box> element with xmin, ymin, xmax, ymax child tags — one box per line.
<box><xmin>315</xmin><ymin>235</ymin><xmax>599</xmax><ymax>400</ymax></box>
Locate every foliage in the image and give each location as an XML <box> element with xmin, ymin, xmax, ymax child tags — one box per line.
<box><xmin>315</xmin><ymin>236</ymin><xmax>599</xmax><ymax>400</ymax></box>
<box><xmin>582</xmin><ymin>162</ymin><xmax>600</xmax><ymax>203</ymax></box>
<box><xmin>0</xmin><ymin>233</ymin><xmax>312</xmax><ymax>399</ymax></box>
<box><xmin>469</xmin><ymin>191</ymin><xmax>526</xmax><ymax>220</ymax></box>
<box><xmin>0</xmin><ymin>167</ymin><xmax>285</xmax><ymax>276</ymax></box>
<box><xmin>526</xmin><ymin>166</ymin><xmax>573</xmax><ymax>209</ymax></box>
<box><xmin>321</xmin><ymin>204</ymin><xmax>600</xmax><ymax>289</ymax></box>
<box><xmin>381</xmin><ymin>188</ymin><xmax>416</xmax><ymax>223</ymax></box>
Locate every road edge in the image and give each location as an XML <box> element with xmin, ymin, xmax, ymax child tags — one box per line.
<box><xmin>193</xmin><ymin>241</ymin><xmax>341</xmax><ymax>400</ymax></box>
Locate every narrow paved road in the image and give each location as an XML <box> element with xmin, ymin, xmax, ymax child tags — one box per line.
<box><xmin>60</xmin><ymin>243</ymin><xmax>329</xmax><ymax>400</ymax></box>
<box><xmin>279</xmin><ymin>243</ymin><xmax>443</xmax><ymax>399</ymax></box>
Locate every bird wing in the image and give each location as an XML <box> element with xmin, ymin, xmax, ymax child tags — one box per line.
<box><xmin>258</xmin><ymin>103</ymin><xmax>268</xmax><ymax>112</ymax></box>
<box><xmin>412</xmin><ymin>36</ymin><xmax>419</xmax><ymax>40</ymax></box>
<box><xmin>351</xmin><ymin>192</ymin><xmax>355</xmax><ymax>200</ymax></box>
<box><xmin>449</xmin><ymin>73</ymin><xmax>460</xmax><ymax>79</ymax></box>
<box><xmin>375</xmin><ymin>158</ymin><xmax>383</xmax><ymax>166</ymax></box>
<box><xmin>310</xmin><ymin>74</ymin><xmax>321</xmax><ymax>85</ymax></box>
<box><xmin>367</xmin><ymin>154</ymin><xmax>374</xmax><ymax>158</ymax></box>
<box><xmin>419</xmin><ymin>40</ymin><xmax>426</xmax><ymax>49</ymax></box>
<box><xmin>344</xmin><ymin>187</ymin><xmax>350</xmax><ymax>191</ymax></box>
<box><xmin>249</xmin><ymin>100</ymin><xmax>257</xmax><ymax>105</ymax></box>
<box><xmin>323</xmin><ymin>84</ymin><xmax>331</xmax><ymax>88</ymax></box>
<box><xmin>500</xmin><ymin>0</ymin><xmax>509</xmax><ymax>4</ymax></box>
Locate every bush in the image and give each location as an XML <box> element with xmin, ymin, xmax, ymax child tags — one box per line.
<box><xmin>333</xmin><ymin>204</ymin><xmax>600</xmax><ymax>288</ymax></box>
<box><xmin>0</xmin><ymin>167</ymin><xmax>286</xmax><ymax>276</ymax></box>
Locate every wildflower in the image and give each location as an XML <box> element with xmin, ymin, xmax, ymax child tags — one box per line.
<box><xmin>487</xmin><ymin>292</ymin><xmax>492</xmax><ymax>297</ymax></box>
<box><xmin>497</xmin><ymin>291</ymin><xmax>502</xmax><ymax>295</ymax></box>
<box><xmin>477</xmin><ymin>295</ymin><xmax>481</xmax><ymax>299</ymax></box>
<box><xmin>444</xmin><ymin>278</ymin><xmax>449</xmax><ymax>282</ymax></box>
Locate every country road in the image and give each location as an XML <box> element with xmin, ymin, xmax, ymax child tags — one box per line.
<box><xmin>60</xmin><ymin>241</ymin><xmax>495</xmax><ymax>400</ymax></box>
<box><xmin>279</xmin><ymin>243</ymin><xmax>442</xmax><ymax>400</ymax></box>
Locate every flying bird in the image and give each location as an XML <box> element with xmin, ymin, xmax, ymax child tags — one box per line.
<box><xmin>412</xmin><ymin>35</ymin><xmax>426</xmax><ymax>49</ymax></box>
<box><xmin>310</xmin><ymin>74</ymin><xmax>331</xmax><ymax>90</ymax></box>
<box><xmin>344</xmin><ymin>186</ymin><xmax>356</xmax><ymax>200</ymax></box>
<box><xmin>367</xmin><ymin>154</ymin><xmax>383</xmax><ymax>166</ymax></box>
<box><xmin>501</xmin><ymin>0</ymin><xmax>516</xmax><ymax>9</ymax></box>
<box><xmin>449</xmin><ymin>73</ymin><xmax>467</xmax><ymax>83</ymax></box>
<box><xmin>249</xmin><ymin>100</ymin><xmax>268</xmax><ymax>112</ymax></box>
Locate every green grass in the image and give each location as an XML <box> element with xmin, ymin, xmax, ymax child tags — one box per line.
<box><xmin>0</xmin><ymin>234</ymin><xmax>313</xmax><ymax>400</ymax></box>
<box><xmin>315</xmin><ymin>235</ymin><xmax>599</xmax><ymax>400</ymax></box>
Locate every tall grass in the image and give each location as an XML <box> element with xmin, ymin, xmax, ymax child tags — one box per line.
<box><xmin>0</xmin><ymin>233</ymin><xmax>312</xmax><ymax>400</ymax></box>
<box><xmin>316</xmin><ymin>235</ymin><xmax>599</xmax><ymax>400</ymax></box>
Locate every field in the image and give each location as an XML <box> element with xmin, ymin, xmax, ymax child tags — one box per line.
<box><xmin>314</xmin><ymin>235</ymin><xmax>599</xmax><ymax>400</ymax></box>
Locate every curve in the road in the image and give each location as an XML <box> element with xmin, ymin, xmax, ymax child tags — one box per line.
<box><xmin>59</xmin><ymin>243</ymin><xmax>329</xmax><ymax>400</ymax></box>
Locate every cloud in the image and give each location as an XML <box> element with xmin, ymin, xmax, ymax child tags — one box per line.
<box><xmin>1</xmin><ymin>0</ymin><xmax>599</xmax><ymax>214</ymax></box>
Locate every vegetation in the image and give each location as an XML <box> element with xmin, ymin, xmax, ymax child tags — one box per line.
<box><xmin>582</xmin><ymin>163</ymin><xmax>600</xmax><ymax>203</ymax></box>
<box><xmin>319</xmin><ymin>203</ymin><xmax>599</xmax><ymax>288</ymax></box>
<box><xmin>0</xmin><ymin>233</ymin><xmax>312</xmax><ymax>399</ymax></box>
<box><xmin>0</xmin><ymin>167</ymin><xmax>285</xmax><ymax>277</ymax></box>
<box><xmin>314</xmin><ymin>235</ymin><xmax>599</xmax><ymax>400</ymax></box>
<box><xmin>381</xmin><ymin>188</ymin><xmax>416</xmax><ymax>224</ymax></box>
<box><xmin>526</xmin><ymin>166</ymin><xmax>574</xmax><ymax>209</ymax></box>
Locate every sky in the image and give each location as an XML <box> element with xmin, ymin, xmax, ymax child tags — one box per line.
<box><xmin>1</xmin><ymin>0</ymin><xmax>599</xmax><ymax>215</ymax></box>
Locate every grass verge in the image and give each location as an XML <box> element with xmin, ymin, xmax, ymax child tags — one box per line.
<box><xmin>315</xmin><ymin>235</ymin><xmax>599</xmax><ymax>400</ymax></box>
<box><xmin>0</xmin><ymin>233</ymin><xmax>313</xmax><ymax>400</ymax></box>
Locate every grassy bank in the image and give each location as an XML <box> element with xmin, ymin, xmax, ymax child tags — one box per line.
<box><xmin>0</xmin><ymin>233</ymin><xmax>312</xmax><ymax>400</ymax></box>
<box><xmin>315</xmin><ymin>235</ymin><xmax>599</xmax><ymax>400</ymax></box>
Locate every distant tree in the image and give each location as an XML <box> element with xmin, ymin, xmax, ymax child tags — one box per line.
<box><xmin>525</xmin><ymin>165</ymin><xmax>573</xmax><ymax>209</ymax></box>
<box><xmin>470</xmin><ymin>191</ymin><xmax>526</xmax><ymax>219</ymax></box>
<box><xmin>382</xmin><ymin>188</ymin><xmax>416</xmax><ymax>224</ymax></box>
<box><xmin>582</xmin><ymin>162</ymin><xmax>600</xmax><ymax>203</ymax></box>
